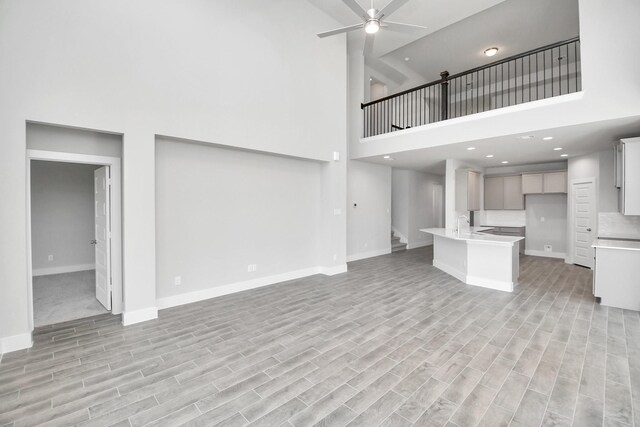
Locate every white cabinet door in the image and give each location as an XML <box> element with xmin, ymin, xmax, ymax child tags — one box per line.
<box><xmin>484</xmin><ymin>176</ymin><xmax>504</xmax><ymax>210</ymax></box>
<box><xmin>543</xmin><ymin>172</ymin><xmax>567</xmax><ymax>193</ymax></box>
<box><xmin>467</xmin><ymin>171</ymin><xmax>481</xmax><ymax>211</ymax></box>
<box><xmin>522</xmin><ymin>173</ymin><xmax>543</xmax><ymax>194</ymax></box>
<box><xmin>503</xmin><ymin>175</ymin><xmax>524</xmax><ymax>210</ymax></box>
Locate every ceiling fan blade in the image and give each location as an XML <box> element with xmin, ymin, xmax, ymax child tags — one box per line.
<box><xmin>383</xmin><ymin>21</ymin><xmax>427</xmax><ymax>33</ymax></box>
<box><xmin>363</xmin><ymin>33</ymin><xmax>374</xmax><ymax>57</ymax></box>
<box><xmin>342</xmin><ymin>0</ymin><xmax>370</xmax><ymax>19</ymax></box>
<box><xmin>376</xmin><ymin>0</ymin><xmax>410</xmax><ymax>19</ymax></box>
<box><xmin>317</xmin><ymin>23</ymin><xmax>363</xmax><ymax>38</ymax></box>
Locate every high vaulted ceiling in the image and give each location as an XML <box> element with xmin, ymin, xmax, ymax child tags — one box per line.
<box><xmin>308</xmin><ymin>0</ymin><xmax>580</xmax><ymax>92</ymax></box>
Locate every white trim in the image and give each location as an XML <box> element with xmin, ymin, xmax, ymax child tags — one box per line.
<box><xmin>0</xmin><ymin>333</ymin><xmax>32</xmax><ymax>354</ymax></box>
<box><xmin>347</xmin><ymin>248</ymin><xmax>391</xmax><ymax>262</ymax></box>
<box><xmin>407</xmin><ymin>241</ymin><xmax>432</xmax><ymax>250</ymax></box>
<box><xmin>26</xmin><ymin>149</ymin><xmax>124</xmax><ymax>335</ymax></box>
<box><xmin>433</xmin><ymin>259</ymin><xmax>466</xmax><ymax>283</ymax></box>
<box><xmin>157</xmin><ymin>265</ymin><xmax>347</xmax><ymax>310</ymax></box>
<box><xmin>524</xmin><ymin>249</ymin><xmax>567</xmax><ymax>259</ymax></box>
<box><xmin>122</xmin><ymin>307</ymin><xmax>158</xmax><ymax>326</ymax></box>
<box><xmin>319</xmin><ymin>264</ymin><xmax>348</xmax><ymax>276</ymax></box>
<box><xmin>32</xmin><ymin>263</ymin><xmax>95</xmax><ymax>277</ymax></box>
<box><xmin>466</xmin><ymin>275</ymin><xmax>514</xmax><ymax>292</ymax></box>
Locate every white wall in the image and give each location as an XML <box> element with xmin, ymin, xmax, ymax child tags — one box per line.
<box><xmin>31</xmin><ymin>161</ymin><xmax>98</xmax><ymax>274</ymax></box>
<box><xmin>0</xmin><ymin>0</ymin><xmax>347</xmax><ymax>352</ymax></box>
<box><xmin>392</xmin><ymin>169</ymin><xmax>444</xmax><ymax>248</ymax></box>
<box><xmin>525</xmin><ymin>194</ymin><xmax>568</xmax><ymax>256</ymax></box>
<box><xmin>155</xmin><ymin>138</ymin><xmax>323</xmax><ymax>304</ymax></box>
<box><xmin>392</xmin><ymin>170</ymin><xmax>411</xmax><ymax>241</ymax></box>
<box><xmin>347</xmin><ymin>161</ymin><xmax>392</xmax><ymax>261</ymax></box>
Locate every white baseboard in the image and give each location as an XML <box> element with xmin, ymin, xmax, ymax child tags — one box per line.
<box><xmin>0</xmin><ymin>332</ymin><xmax>32</xmax><ymax>354</ymax></box>
<box><xmin>33</xmin><ymin>263</ymin><xmax>95</xmax><ymax>277</ymax></box>
<box><xmin>433</xmin><ymin>260</ymin><xmax>466</xmax><ymax>283</ymax></box>
<box><xmin>157</xmin><ymin>265</ymin><xmax>344</xmax><ymax>310</ymax></box>
<box><xmin>407</xmin><ymin>241</ymin><xmax>432</xmax><ymax>250</ymax></box>
<box><xmin>346</xmin><ymin>248</ymin><xmax>391</xmax><ymax>262</ymax></box>
<box><xmin>122</xmin><ymin>307</ymin><xmax>158</xmax><ymax>326</ymax></box>
<box><xmin>525</xmin><ymin>249</ymin><xmax>566</xmax><ymax>259</ymax></box>
<box><xmin>319</xmin><ymin>264</ymin><xmax>348</xmax><ymax>276</ymax></box>
<box><xmin>467</xmin><ymin>275</ymin><xmax>514</xmax><ymax>292</ymax></box>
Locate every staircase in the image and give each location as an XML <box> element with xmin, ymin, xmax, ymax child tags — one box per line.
<box><xmin>391</xmin><ymin>231</ymin><xmax>407</xmax><ymax>253</ymax></box>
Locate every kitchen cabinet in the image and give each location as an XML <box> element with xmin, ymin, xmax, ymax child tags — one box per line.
<box><xmin>620</xmin><ymin>137</ymin><xmax>640</xmax><ymax>215</ymax></box>
<box><xmin>522</xmin><ymin>174</ymin><xmax>543</xmax><ymax>194</ymax></box>
<box><xmin>484</xmin><ymin>176</ymin><xmax>503</xmax><ymax>210</ymax></box>
<box><xmin>522</xmin><ymin>171</ymin><xmax>567</xmax><ymax>194</ymax></box>
<box><xmin>593</xmin><ymin>239</ymin><xmax>640</xmax><ymax>310</ymax></box>
<box><xmin>484</xmin><ymin>175</ymin><xmax>524</xmax><ymax>210</ymax></box>
<box><xmin>456</xmin><ymin>169</ymin><xmax>481</xmax><ymax>212</ymax></box>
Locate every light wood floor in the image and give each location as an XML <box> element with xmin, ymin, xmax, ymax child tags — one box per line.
<box><xmin>1</xmin><ymin>247</ymin><xmax>638</xmax><ymax>427</ymax></box>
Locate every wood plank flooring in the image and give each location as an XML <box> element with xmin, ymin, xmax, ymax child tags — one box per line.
<box><xmin>1</xmin><ymin>247</ymin><xmax>639</xmax><ymax>426</ymax></box>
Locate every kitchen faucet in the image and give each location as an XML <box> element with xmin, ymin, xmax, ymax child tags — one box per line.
<box><xmin>456</xmin><ymin>215</ymin><xmax>470</xmax><ymax>235</ymax></box>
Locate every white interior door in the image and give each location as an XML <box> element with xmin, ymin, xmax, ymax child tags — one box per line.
<box><xmin>94</xmin><ymin>166</ymin><xmax>112</xmax><ymax>310</ymax></box>
<box><xmin>573</xmin><ymin>180</ymin><xmax>596</xmax><ymax>268</ymax></box>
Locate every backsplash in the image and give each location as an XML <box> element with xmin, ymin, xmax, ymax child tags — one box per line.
<box><xmin>598</xmin><ymin>212</ymin><xmax>640</xmax><ymax>239</ymax></box>
<box><xmin>480</xmin><ymin>210</ymin><xmax>527</xmax><ymax>227</ymax></box>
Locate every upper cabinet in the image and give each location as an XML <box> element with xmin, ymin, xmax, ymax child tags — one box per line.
<box><xmin>522</xmin><ymin>171</ymin><xmax>567</xmax><ymax>194</ymax></box>
<box><xmin>484</xmin><ymin>175</ymin><xmax>524</xmax><ymax>210</ymax></box>
<box><xmin>456</xmin><ymin>169</ymin><xmax>481</xmax><ymax>212</ymax></box>
<box><xmin>620</xmin><ymin>137</ymin><xmax>640</xmax><ymax>215</ymax></box>
<box><xmin>522</xmin><ymin>173</ymin><xmax>544</xmax><ymax>194</ymax></box>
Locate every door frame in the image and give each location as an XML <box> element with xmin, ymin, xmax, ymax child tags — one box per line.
<box><xmin>26</xmin><ymin>149</ymin><xmax>123</xmax><ymax>330</ymax></box>
<box><xmin>568</xmin><ymin>177</ymin><xmax>597</xmax><ymax>267</ymax></box>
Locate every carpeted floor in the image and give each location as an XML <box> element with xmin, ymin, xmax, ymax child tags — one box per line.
<box><xmin>32</xmin><ymin>269</ymin><xmax>109</xmax><ymax>327</ymax></box>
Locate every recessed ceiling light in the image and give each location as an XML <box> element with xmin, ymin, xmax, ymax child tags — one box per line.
<box><xmin>560</xmin><ymin>154</ymin><xmax>568</xmax><ymax>157</ymax></box>
<box><xmin>518</xmin><ymin>135</ymin><xmax>535</xmax><ymax>140</ymax></box>
<box><xmin>553</xmin><ymin>147</ymin><xmax>563</xmax><ymax>151</ymax></box>
<box><xmin>404</xmin><ymin>57</ymin><xmax>411</xmax><ymax>61</ymax></box>
<box><xmin>484</xmin><ymin>47</ymin><xmax>499</xmax><ymax>57</ymax></box>
<box><xmin>486</xmin><ymin>154</ymin><xmax>494</xmax><ymax>158</ymax></box>
<box><xmin>501</xmin><ymin>161</ymin><xmax>509</xmax><ymax>164</ymax></box>
<box><xmin>543</xmin><ymin>136</ymin><xmax>553</xmax><ymax>140</ymax></box>
<box><xmin>467</xmin><ymin>147</ymin><xmax>476</xmax><ymax>151</ymax></box>
<box><xmin>383</xmin><ymin>155</ymin><xmax>390</xmax><ymax>159</ymax></box>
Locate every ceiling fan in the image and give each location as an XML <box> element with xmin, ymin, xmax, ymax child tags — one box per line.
<box><xmin>317</xmin><ymin>0</ymin><xmax>426</xmax><ymax>55</ymax></box>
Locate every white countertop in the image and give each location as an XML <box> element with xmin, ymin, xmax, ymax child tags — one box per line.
<box><xmin>592</xmin><ymin>239</ymin><xmax>640</xmax><ymax>251</ymax></box>
<box><xmin>421</xmin><ymin>227</ymin><xmax>524</xmax><ymax>245</ymax></box>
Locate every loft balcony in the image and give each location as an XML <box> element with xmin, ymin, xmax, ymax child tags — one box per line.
<box><xmin>361</xmin><ymin>37</ymin><xmax>581</xmax><ymax>138</ymax></box>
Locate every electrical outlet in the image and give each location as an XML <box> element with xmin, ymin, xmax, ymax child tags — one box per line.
<box><xmin>174</xmin><ymin>276</ymin><xmax>181</xmax><ymax>286</ymax></box>
<box><xmin>48</xmin><ymin>254</ymin><xmax>54</xmax><ymax>262</ymax></box>
<box><xmin>544</xmin><ymin>245</ymin><xmax>552</xmax><ymax>252</ymax></box>
<box><xmin>247</xmin><ymin>264</ymin><xmax>257</xmax><ymax>272</ymax></box>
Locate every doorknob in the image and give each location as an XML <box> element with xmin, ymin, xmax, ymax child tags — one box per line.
<box><xmin>90</xmin><ymin>240</ymin><xmax>97</xmax><ymax>245</ymax></box>
<box><xmin>586</xmin><ymin>228</ymin><xmax>592</xmax><ymax>232</ymax></box>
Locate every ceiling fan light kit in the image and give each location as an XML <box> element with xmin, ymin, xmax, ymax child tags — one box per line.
<box><xmin>365</xmin><ymin>20</ymin><xmax>380</xmax><ymax>34</ymax></box>
<box><xmin>317</xmin><ymin>0</ymin><xmax>425</xmax><ymax>56</ymax></box>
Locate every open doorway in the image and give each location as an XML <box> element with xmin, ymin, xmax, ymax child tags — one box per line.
<box><xmin>27</xmin><ymin>150</ymin><xmax>122</xmax><ymax>328</ymax></box>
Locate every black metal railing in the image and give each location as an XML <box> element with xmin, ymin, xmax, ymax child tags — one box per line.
<box><xmin>361</xmin><ymin>37</ymin><xmax>581</xmax><ymax>138</ymax></box>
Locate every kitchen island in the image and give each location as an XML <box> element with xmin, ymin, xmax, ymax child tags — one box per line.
<box><xmin>421</xmin><ymin>227</ymin><xmax>524</xmax><ymax>292</ymax></box>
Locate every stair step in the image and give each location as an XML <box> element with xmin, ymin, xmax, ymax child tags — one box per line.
<box><xmin>391</xmin><ymin>236</ymin><xmax>400</xmax><ymax>243</ymax></box>
<box><xmin>392</xmin><ymin>242</ymin><xmax>407</xmax><ymax>252</ymax></box>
